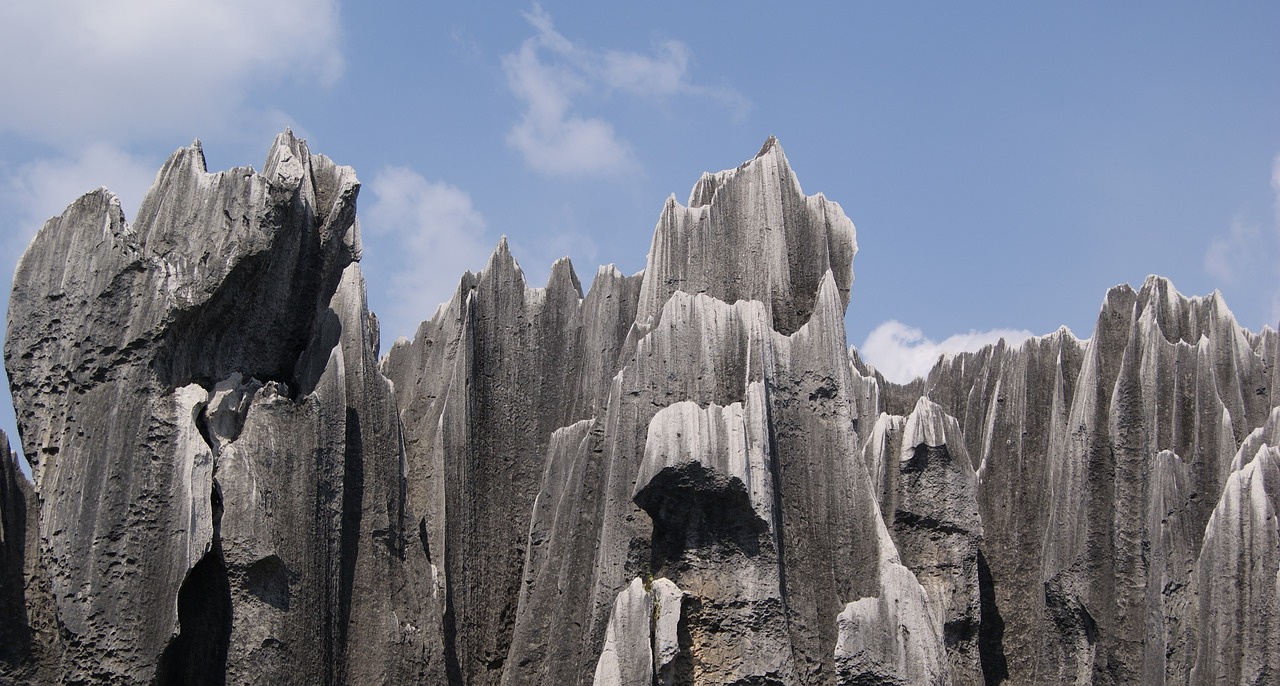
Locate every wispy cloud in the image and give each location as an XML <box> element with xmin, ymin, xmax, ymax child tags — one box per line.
<box><xmin>859</xmin><ymin>321</ymin><xmax>1034</xmax><ymax>383</ymax></box>
<box><xmin>361</xmin><ymin>166</ymin><xmax>492</xmax><ymax>344</ymax></box>
<box><xmin>0</xmin><ymin>0</ymin><xmax>342</xmax><ymax>144</ymax></box>
<box><xmin>1205</xmin><ymin>217</ymin><xmax>1264</xmax><ymax>284</ymax></box>
<box><xmin>502</xmin><ymin>4</ymin><xmax>747</xmax><ymax>177</ymax></box>
<box><xmin>1</xmin><ymin>143</ymin><xmax>157</xmax><ymax>256</ymax></box>
<box><xmin>1204</xmin><ymin>153</ymin><xmax>1280</xmax><ymax>325</ymax></box>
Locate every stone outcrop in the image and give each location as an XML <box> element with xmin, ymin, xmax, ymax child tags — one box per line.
<box><xmin>855</xmin><ymin>277</ymin><xmax>1280</xmax><ymax>685</ymax></box>
<box><xmin>861</xmin><ymin>396</ymin><xmax>984</xmax><ymax>684</ymax></box>
<box><xmin>2</xmin><ymin>133</ymin><xmax>1279</xmax><ymax>685</ymax></box>
<box><xmin>4</xmin><ymin>132</ymin><xmax>441</xmax><ymax>684</ymax></box>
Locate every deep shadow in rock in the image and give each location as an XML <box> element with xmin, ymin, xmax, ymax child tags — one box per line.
<box><xmin>244</xmin><ymin>555</ymin><xmax>292</xmax><ymax>612</ymax></box>
<box><xmin>634</xmin><ymin>462</ymin><xmax>768</xmax><ymax>573</ymax></box>
<box><xmin>0</xmin><ymin>457</ymin><xmax>32</xmax><ymax>675</ymax></box>
<box><xmin>337</xmin><ymin>407</ymin><xmax>364</xmax><ymax>667</ymax></box>
<box><xmin>977</xmin><ymin>550</ymin><xmax>1008</xmax><ymax>684</ymax></box>
<box><xmin>153</xmin><ymin>541</ymin><xmax>232</xmax><ymax>686</ymax></box>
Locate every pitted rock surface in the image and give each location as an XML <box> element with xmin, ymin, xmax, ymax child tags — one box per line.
<box><xmin>1</xmin><ymin>134</ymin><xmax>1277</xmax><ymax>685</ymax></box>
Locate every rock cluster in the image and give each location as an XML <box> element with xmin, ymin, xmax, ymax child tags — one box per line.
<box><xmin>1</xmin><ymin>133</ymin><xmax>1278</xmax><ymax>685</ymax></box>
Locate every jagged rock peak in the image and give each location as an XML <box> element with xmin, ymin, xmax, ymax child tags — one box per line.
<box><xmin>2</xmin><ymin>133</ymin><xmax>415</xmax><ymax>683</ymax></box>
<box><xmin>1096</xmin><ymin>274</ymin><xmax>1241</xmax><ymax>348</ymax></box>
<box><xmin>642</xmin><ymin>136</ymin><xmax>856</xmax><ymax>336</ymax></box>
<box><xmin>7</xmin><ymin>133</ymin><xmax>1280</xmax><ymax>686</ymax></box>
<box><xmin>756</xmin><ymin>134</ymin><xmax>781</xmax><ymax>157</ymax></box>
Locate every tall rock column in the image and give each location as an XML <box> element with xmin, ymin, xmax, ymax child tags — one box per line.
<box><xmin>4</xmin><ymin>132</ymin><xmax>438</xmax><ymax>684</ymax></box>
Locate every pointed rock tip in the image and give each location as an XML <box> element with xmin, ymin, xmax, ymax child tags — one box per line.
<box><xmin>482</xmin><ymin>235</ymin><xmax>521</xmax><ymax>275</ymax></box>
<box><xmin>547</xmin><ymin>256</ymin><xmax>583</xmax><ymax>295</ymax></box>
<box><xmin>271</xmin><ymin>128</ymin><xmax>299</xmax><ymax>146</ymax></box>
<box><xmin>493</xmin><ymin>235</ymin><xmax>513</xmax><ymax>263</ymax></box>
<box><xmin>903</xmin><ymin>395</ymin><xmax>955</xmax><ymax>452</ymax></box>
<box><xmin>1104</xmin><ymin>281</ymin><xmax>1138</xmax><ymax>299</ymax></box>
<box><xmin>162</xmin><ymin>138</ymin><xmax>209</xmax><ymax>174</ymax></box>
<box><xmin>1138</xmin><ymin>274</ymin><xmax>1182</xmax><ymax>307</ymax></box>
<box><xmin>755</xmin><ymin>135</ymin><xmax>782</xmax><ymax>159</ymax></box>
<box><xmin>1096</xmin><ymin>281</ymin><xmax>1139</xmax><ymax>318</ymax></box>
<box><xmin>910</xmin><ymin>394</ymin><xmax>944</xmax><ymax>418</ymax></box>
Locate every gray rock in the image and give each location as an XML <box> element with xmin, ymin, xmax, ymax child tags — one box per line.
<box><xmin>4</xmin><ymin>132</ymin><xmax>1280</xmax><ymax>686</ymax></box>
<box><xmin>590</xmin><ymin>576</ymin><xmax>690</xmax><ymax>686</ymax></box>
<box><xmin>834</xmin><ymin>513</ymin><xmax>951</xmax><ymax>686</ymax></box>
<box><xmin>638</xmin><ymin>136</ymin><xmax>856</xmax><ymax>336</ymax></box>
<box><xmin>593</xmin><ymin>577</ymin><xmax>655</xmax><ymax>686</ymax></box>
<box><xmin>0</xmin><ymin>432</ymin><xmax>58</xmax><ymax>684</ymax></box>
<box><xmin>861</xmin><ymin>397</ymin><xmax>984</xmax><ymax>685</ymax></box>
<box><xmin>3</xmin><ymin>132</ymin><xmax>437</xmax><ymax>684</ymax></box>
<box><xmin>1189</xmin><ymin>444</ymin><xmax>1280</xmax><ymax>684</ymax></box>
<box><xmin>868</xmin><ymin>277</ymin><xmax>1277</xmax><ymax>685</ymax></box>
<box><xmin>651</xmin><ymin>578</ymin><xmax>689</xmax><ymax>685</ymax></box>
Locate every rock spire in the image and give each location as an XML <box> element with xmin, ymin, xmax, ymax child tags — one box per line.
<box><xmin>2</xmin><ymin>134</ymin><xmax>1277</xmax><ymax>685</ymax></box>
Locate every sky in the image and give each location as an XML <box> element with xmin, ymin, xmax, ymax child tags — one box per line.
<box><xmin>1</xmin><ymin>2</ymin><xmax>1278</xmax><ymax>469</ymax></box>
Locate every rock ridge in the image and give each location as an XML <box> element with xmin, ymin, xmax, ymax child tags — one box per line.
<box><xmin>1</xmin><ymin>133</ymin><xmax>1277</xmax><ymax>685</ymax></box>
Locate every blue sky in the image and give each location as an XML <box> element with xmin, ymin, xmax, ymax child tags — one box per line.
<box><xmin>1</xmin><ymin>2</ymin><xmax>1278</xmax><ymax>467</ymax></box>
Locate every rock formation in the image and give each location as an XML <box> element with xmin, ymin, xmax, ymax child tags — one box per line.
<box><xmin>2</xmin><ymin>133</ymin><xmax>1278</xmax><ymax>685</ymax></box>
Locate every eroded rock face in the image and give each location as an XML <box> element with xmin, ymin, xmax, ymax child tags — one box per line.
<box><xmin>856</xmin><ymin>277</ymin><xmax>1280</xmax><ymax>685</ymax></box>
<box><xmin>0</xmin><ymin>430</ymin><xmax>58</xmax><ymax>685</ymax></box>
<box><xmin>861</xmin><ymin>397</ymin><xmax>984</xmax><ymax>685</ymax></box>
<box><xmin>3</xmin><ymin>133</ymin><xmax>1279</xmax><ymax>685</ymax></box>
<box><xmin>4</xmin><ymin>133</ymin><xmax>440</xmax><ymax>684</ymax></box>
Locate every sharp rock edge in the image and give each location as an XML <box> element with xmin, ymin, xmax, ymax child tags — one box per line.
<box><xmin>1</xmin><ymin>133</ymin><xmax>1276</xmax><ymax>686</ymax></box>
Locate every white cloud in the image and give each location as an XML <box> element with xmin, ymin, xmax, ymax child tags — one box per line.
<box><xmin>1205</xmin><ymin>216</ymin><xmax>1264</xmax><ymax>284</ymax></box>
<box><xmin>1204</xmin><ymin>153</ymin><xmax>1280</xmax><ymax>325</ymax></box>
<box><xmin>0</xmin><ymin>0</ymin><xmax>342</xmax><ymax>144</ymax></box>
<box><xmin>510</xmin><ymin>229</ymin><xmax>599</xmax><ymax>291</ymax></box>
<box><xmin>2</xmin><ymin>143</ymin><xmax>157</xmax><ymax>256</ymax></box>
<box><xmin>859</xmin><ymin>321</ymin><xmax>1034</xmax><ymax>384</ymax></box>
<box><xmin>502</xmin><ymin>4</ymin><xmax>747</xmax><ymax>177</ymax></box>
<box><xmin>1273</xmin><ymin>154</ymin><xmax>1280</xmax><ymax>214</ymax></box>
<box><xmin>1272</xmin><ymin>154</ymin><xmax>1280</xmax><ymax>323</ymax></box>
<box><xmin>361</xmin><ymin>166</ymin><xmax>492</xmax><ymax>344</ymax></box>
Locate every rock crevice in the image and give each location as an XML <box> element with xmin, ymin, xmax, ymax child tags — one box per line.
<box><xmin>2</xmin><ymin>134</ymin><xmax>1277</xmax><ymax>685</ymax></box>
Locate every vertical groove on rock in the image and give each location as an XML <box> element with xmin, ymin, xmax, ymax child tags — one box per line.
<box><xmin>154</xmin><ymin>482</ymin><xmax>232</xmax><ymax>686</ymax></box>
<box><xmin>336</xmin><ymin>406</ymin><xmax>364</xmax><ymax>682</ymax></box>
<box><xmin>976</xmin><ymin>550</ymin><xmax>1008</xmax><ymax>684</ymax></box>
<box><xmin>4</xmin><ymin>134</ymin><xmax>1280</xmax><ymax>685</ymax></box>
<box><xmin>0</xmin><ymin>432</ymin><xmax>38</xmax><ymax>682</ymax></box>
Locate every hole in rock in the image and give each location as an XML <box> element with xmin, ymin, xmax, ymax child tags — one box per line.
<box><xmin>634</xmin><ymin>462</ymin><xmax>768</xmax><ymax>572</ymax></box>
<box><xmin>244</xmin><ymin>555</ymin><xmax>292</xmax><ymax>611</ymax></box>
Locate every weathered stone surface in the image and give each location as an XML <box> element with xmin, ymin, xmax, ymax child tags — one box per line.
<box><xmin>1189</xmin><ymin>445</ymin><xmax>1280</xmax><ymax>685</ymax></box>
<box><xmin>634</xmin><ymin>380</ymin><xmax>777</xmax><ymax>541</ymax></box>
<box><xmin>4</xmin><ymin>132</ymin><xmax>438</xmax><ymax>684</ymax></box>
<box><xmin>858</xmin><ymin>277</ymin><xmax>1278</xmax><ymax>685</ymax></box>
<box><xmin>835</xmin><ymin>513</ymin><xmax>951</xmax><ymax>686</ymax></box>
<box><xmin>651</xmin><ymin>578</ymin><xmax>689</xmax><ymax>685</ymax></box>
<box><xmin>593</xmin><ymin>577</ymin><xmax>655</xmax><ymax>686</ymax></box>
<box><xmin>862</xmin><ymin>397</ymin><xmax>984</xmax><ymax>685</ymax></box>
<box><xmin>589</xmin><ymin>576</ymin><xmax>690</xmax><ymax>686</ymax></box>
<box><xmin>638</xmin><ymin>136</ymin><xmax>856</xmax><ymax>336</ymax></box>
<box><xmin>4</xmin><ymin>133</ymin><xmax>1280</xmax><ymax>686</ymax></box>
<box><xmin>0</xmin><ymin>431</ymin><xmax>58</xmax><ymax>685</ymax></box>
<box><xmin>382</xmin><ymin>241</ymin><xmax>643</xmax><ymax>686</ymax></box>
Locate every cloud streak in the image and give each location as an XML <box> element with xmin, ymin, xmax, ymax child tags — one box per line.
<box><xmin>1203</xmin><ymin>153</ymin><xmax>1280</xmax><ymax>326</ymax></box>
<box><xmin>1</xmin><ymin>143</ymin><xmax>157</xmax><ymax>256</ymax></box>
<box><xmin>361</xmin><ymin>166</ymin><xmax>492</xmax><ymax>344</ymax></box>
<box><xmin>859</xmin><ymin>321</ymin><xmax>1034</xmax><ymax>384</ymax></box>
<box><xmin>0</xmin><ymin>0</ymin><xmax>342</xmax><ymax>144</ymax></box>
<box><xmin>502</xmin><ymin>4</ymin><xmax>747</xmax><ymax>177</ymax></box>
